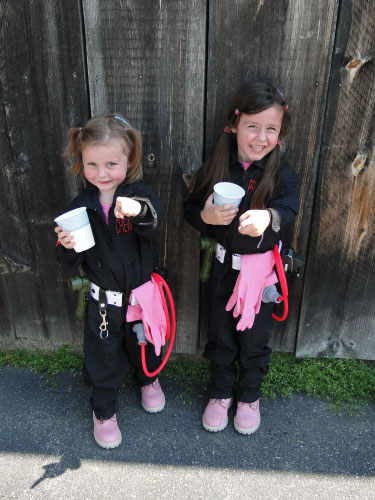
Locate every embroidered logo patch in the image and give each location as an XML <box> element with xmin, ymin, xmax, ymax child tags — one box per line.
<box><xmin>247</xmin><ymin>179</ymin><xmax>257</xmax><ymax>194</ymax></box>
<box><xmin>115</xmin><ymin>217</ymin><xmax>133</xmax><ymax>234</ymax></box>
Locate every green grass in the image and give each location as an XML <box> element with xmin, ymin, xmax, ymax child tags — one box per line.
<box><xmin>0</xmin><ymin>347</ymin><xmax>374</xmax><ymax>409</ymax></box>
<box><xmin>0</xmin><ymin>345</ymin><xmax>83</xmax><ymax>380</ymax></box>
<box><xmin>262</xmin><ymin>353</ymin><xmax>375</xmax><ymax>408</ymax></box>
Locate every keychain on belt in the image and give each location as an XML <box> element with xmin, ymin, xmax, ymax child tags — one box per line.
<box><xmin>98</xmin><ymin>288</ymin><xmax>109</xmax><ymax>339</ymax></box>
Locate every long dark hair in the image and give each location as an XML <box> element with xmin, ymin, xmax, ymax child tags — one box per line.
<box><xmin>193</xmin><ymin>81</ymin><xmax>290</xmax><ymax>208</ymax></box>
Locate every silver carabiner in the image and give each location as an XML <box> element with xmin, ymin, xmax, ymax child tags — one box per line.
<box><xmin>99</xmin><ymin>310</ymin><xmax>109</xmax><ymax>339</ymax></box>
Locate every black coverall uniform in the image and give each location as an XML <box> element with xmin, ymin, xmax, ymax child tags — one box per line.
<box><xmin>183</xmin><ymin>150</ymin><xmax>299</xmax><ymax>403</ymax></box>
<box><xmin>57</xmin><ymin>181</ymin><xmax>163</xmax><ymax>419</ymax></box>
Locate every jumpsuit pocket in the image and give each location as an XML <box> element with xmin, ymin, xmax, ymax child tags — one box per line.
<box><xmin>85</xmin><ymin>301</ymin><xmax>127</xmax><ymax>383</ymax></box>
<box><xmin>86</xmin><ymin>327</ymin><xmax>127</xmax><ymax>386</ymax></box>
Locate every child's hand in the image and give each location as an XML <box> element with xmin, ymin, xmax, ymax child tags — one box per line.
<box><xmin>115</xmin><ymin>197</ymin><xmax>142</xmax><ymax>218</ymax></box>
<box><xmin>200</xmin><ymin>193</ymin><xmax>238</xmax><ymax>225</ymax></box>
<box><xmin>54</xmin><ymin>226</ymin><xmax>76</xmax><ymax>249</ymax></box>
<box><xmin>238</xmin><ymin>210</ymin><xmax>271</xmax><ymax>236</ymax></box>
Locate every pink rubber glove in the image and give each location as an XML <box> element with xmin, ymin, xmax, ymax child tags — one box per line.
<box><xmin>126</xmin><ymin>303</ymin><xmax>142</xmax><ymax>322</ymax></box>
<box><xmin>126</xmin><ymin>278</ymin><xmax>167</xmax><ymax>356</ymax></box>
<box><xmin>225</xmin><ymin>251</ymin><xmax>278</xmax><ymax>331</ymax></box>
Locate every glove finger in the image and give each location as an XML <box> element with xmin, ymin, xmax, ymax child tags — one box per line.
<box><xmin>237</xmin><ymin>311</ymin><xmax>255</xmax><ymax>331</ymax></box>
<box><xmin>153</xmin><ymin>340</ymin><xmax>161</xmax><ymax>357</ymax></box>
<box><xmin>233</xmin><ymin>297</ymin><xmax>244</xmax><ymax>318</ymax></box>
<box><xmin>254</xmin><ymin>291</ymin><xmax>263</xmax><ymax>315</ymax></box>
<box><xmin>225</xmin><ymin>293</ymin><xmax>237</xmax><ymax>312</ymax></box>
<box><xmin>155</xmin><ymin>324</ymin><xmax>167</xmax><ymax>356</ymax></box>
<box><xmin>143</xmin><ymin>322</ymin><xmax>153</xmax><ymax>344</ymax></box>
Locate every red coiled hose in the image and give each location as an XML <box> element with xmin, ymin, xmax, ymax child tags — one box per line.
<box><xmin>140</xmin><ymin>272</ymin><xmax>176</xmax><ymax>377</ymax></box>
<box><xmin>272</xmin><ymin>245</ymin><xmax>289</xmax><ymax>321</ymax></box>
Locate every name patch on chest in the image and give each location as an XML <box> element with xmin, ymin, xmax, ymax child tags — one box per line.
<box><xmin>247</xmin><ymin>179</ymin><xmax>257</xmax><ymax>194</ymax></box>
<box><xmin>115</xmin><ymin>217</ymin><xmax>133</xmax><ymax>234</ymax></box>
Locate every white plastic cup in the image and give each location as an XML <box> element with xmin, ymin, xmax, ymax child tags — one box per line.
<box><xmin>213</xmin><ymin>182</ymin><xmax>245</xmax><ymax>207</ymax></box>
<box><xmin>54</xmin><ymin>207</ymin><xmax>95</xmax><ymax>253</ymax></box>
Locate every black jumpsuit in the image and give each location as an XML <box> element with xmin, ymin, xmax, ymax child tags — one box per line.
<box><xmin>57</xmin><ymin>180</ymin><xmax>163</xmax><ymax>419</ymax></box>
<box><xmin>183</xmin><ymin>151</ymin><xmax>299</xmax><ymax>403</ymax></box>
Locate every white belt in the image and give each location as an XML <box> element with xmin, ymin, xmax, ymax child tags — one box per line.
<box><xmin>90</xmin><ymin>282</ymin><xmax>123</xmax><ymax>307</ymax></box>
<box><xmin>215</xmin><ymin>243</ymin><xmax>241</xmax><ymax>270</ymax></box>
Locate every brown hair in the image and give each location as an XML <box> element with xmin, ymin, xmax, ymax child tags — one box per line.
<box><xmin>63</xmin><ymin>113</ymin><xmax>143</xmax><ymax>184</ymax></box>
<box><xmin>193</xmin><ymin>81</ymin><xmax>291</xmax><ymax>208</ymax></box>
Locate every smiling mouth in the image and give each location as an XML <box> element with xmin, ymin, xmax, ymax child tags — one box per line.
<box><xmin>250</xmin><ymin>145</ymin><xmax>266</xmax><ymax>152</ymax></box>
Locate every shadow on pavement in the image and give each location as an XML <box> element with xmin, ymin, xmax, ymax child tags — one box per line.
<box><xmin>1</xmin><ymin>367</ymin><xmax>374</xmax><ymax>482</ymax></box>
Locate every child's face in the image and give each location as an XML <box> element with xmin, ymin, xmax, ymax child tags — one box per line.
<box><xmin>82</xmin><ymin>139</ymin><xmax>129</xmax><ymax>201</ymax></box>
<box><xmin>231</xmin><ymin>105</ymin><xmax>283</xmax><ymax>163</ymax></box>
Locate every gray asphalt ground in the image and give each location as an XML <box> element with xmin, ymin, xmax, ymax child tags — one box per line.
<box><xmin>0</xmin><ymin>367</ymin><xmax>374</xmax><ymax>500</ymax></box>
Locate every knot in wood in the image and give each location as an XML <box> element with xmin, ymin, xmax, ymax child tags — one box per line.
<box><xmin>351</xmin><ymin>153</ymin><xmax>367</xmax><ymax>177</ymax></box>
<box><xmin>346</xmin><ymin>59</ymin><xmax>363</xmax><ymax>71</ymax></box>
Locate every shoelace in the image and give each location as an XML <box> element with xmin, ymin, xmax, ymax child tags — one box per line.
<box><xmin>238</xmin><ymin>401</ymin><xmax>258</xmax><ymax>410</ymax></box>
<box><xmin>142</xmin><ymin>379</ymin><xmax>160</xmax><ymax>392</ymax></box>
<box><xmin>210</xmin><ymin>398</ymin><xmax>231</xmax><ymax>409</ymax></box>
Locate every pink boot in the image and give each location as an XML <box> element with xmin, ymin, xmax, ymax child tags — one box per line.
<box><xmin>234</xmin><ymin>400</ymin><xmax>260</xmax><ymax>435</ymax></box>
<box><xmin>202</xmin><ymin>398</ymin><xmax>232</xmax><ymax>432</ymax></box>
<box><xmin>93</xmin><ymin>413</ymin><xmax>122</xmax><ymax>449</ymax></box>
<box><xmin>141</xmin><ymin>378</ymin><xmax>165</xmax><ymax>413</ymax></box>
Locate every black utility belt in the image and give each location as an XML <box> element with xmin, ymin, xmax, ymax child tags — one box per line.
<box><xmin>215</xmin><ymin>243</ymin><xmax>241</xmax><ymax>270</ymax></box>
<box><xmin>90</xmin><ymin>282</ymin><xmax>124</xmax><ymax>307</ymax></box>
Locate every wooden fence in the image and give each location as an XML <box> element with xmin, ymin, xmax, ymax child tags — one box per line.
<box><xmin>0</xmin><ymin>0</ymin><xmax>374</xmax><ymax>359</ymax></box>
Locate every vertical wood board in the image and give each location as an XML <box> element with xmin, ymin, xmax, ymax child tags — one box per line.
<box><xmin>203</xmin><ymin>0</ymin><xmax>338</xmax><ymax>351</ymax></box>
<box><xmin>0</xmin><ymin>0</ymin><xmax>89</xmax><ymax>342</ymax></box>
<box><xmin>83</xmin><ymin>0</ymin><xmax>206</xmax><ymax>353</ymax></box>
<box><xmin>297</xmin><ymin>0</ymin><xmax>375</xmax><ymax>359</ymax></box>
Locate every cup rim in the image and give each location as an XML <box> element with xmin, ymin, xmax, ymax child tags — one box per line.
<box><xmin>214</xmin><ymin>182</ymin><xmax>245</xmax><ymax>199</ymax></box>
<box><xmin>54</xmin><ymin>206</ymin><xmax>87</xmax><ymax>223</ymax></box>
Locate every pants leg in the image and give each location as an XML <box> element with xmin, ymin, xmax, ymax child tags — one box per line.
<box><xmin>203</xmin><ymin>261</ymin><xmax>240</xmax><ymax>399</ymax></box>
<box><xmin>203</xmin><ymin>260</ymin><xmax>273</xmax><ymax>402</ymax></box>
<box><xmin>84</xmin><ymin>299</ymin><xmax>129</xmax><ymax>419</ymax></box>
<box><xmin>236</xmin><ymin>301</ymin><xmax>273</xmax><ymax>402</ymax></box>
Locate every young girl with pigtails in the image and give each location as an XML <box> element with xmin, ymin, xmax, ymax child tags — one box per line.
<box><xmin>55</xmin><ymin>114</ymin><xmax>165</xmax><ymax>449</ymax></box>
<box><xmin>184</xmin><ymin>82</ymin><xmax>299</xmax><ymax>434</ymax></box>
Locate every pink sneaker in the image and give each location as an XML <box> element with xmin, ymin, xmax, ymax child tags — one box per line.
<box><xmin>93</xmin><ymin>412</ymin><xmax>122</xmax><ymax>449</ymax></box>
<box><xmin>234</xmin><ymin>400</ymin><xmax>260</xmax><ymax>435</ymax></box>
<box><xmin>141</xmin><ymin>378</ymin><xmax>165</xmax><ymax>413</ymax></box>
<box><xmin>202</xmin><ymin>398</ymin><xmax>232</xmax><ymax>432</ymax></box>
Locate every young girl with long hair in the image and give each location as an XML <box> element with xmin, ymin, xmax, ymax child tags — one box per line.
<box><xmin>184</xmin><ymin>82</ymin><xmax>299</xmax><ymax>434</ymax></box>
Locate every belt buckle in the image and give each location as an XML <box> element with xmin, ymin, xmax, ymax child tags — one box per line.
<box><xmin>232</xmin><ymin>254</ymin><xmax>241</xmax><ymax>270</ymax></box>
<box><xmin>216</xmin><ymin>244</ymin><xmax>226</xmax><ymax>263</ymax></box>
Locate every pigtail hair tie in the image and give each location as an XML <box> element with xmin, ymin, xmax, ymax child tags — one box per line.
<box><xmin>276</xmin><ymin>88</ymin><xmax>289</xmax><ymax>111</ymax></box>
<box><xmin>234</xmin><ymin>109</ymin><xmax>240</xmax><ymax>115</ymax></box>
<box><xmin>224</xmin><ymin>126</ymin><xmax>231</xmax><ymax>134</ymax></box>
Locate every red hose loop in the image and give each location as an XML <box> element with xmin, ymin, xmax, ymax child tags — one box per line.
<box><xmin>272</xmin><ymin>245</ymin><xmax>289</xmax><ymax>321</ymax></box>
<box><xmin>140</xmin><ymin>273</ymin><xmax>176</xmax><ymax>377</ymax></box>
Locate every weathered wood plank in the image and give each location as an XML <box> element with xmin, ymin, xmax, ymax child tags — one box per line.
<box><xmin>202</xmin><ymin>0</ymin><xmax>338</xmax><ymax>352</ymax></box>
<box><xmin>0</xmin><ymin>274</ymin><xmax>15</xmax><ymax>341</ymax></box>
<box><xmin>297</xmin><ymin>0</ymin><xmax>375</xmax><ymax>359</ymax></box>
<box><xmin>83</xmin><ymin>0</ymin><xmax>206</xmax><ymax>353</ymax></box>
<box><xmin>0</xmin><ymin>0</ymin><xmax>89</xmax><ymax>343</ymax></box>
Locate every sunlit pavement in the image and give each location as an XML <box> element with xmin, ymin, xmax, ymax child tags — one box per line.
<box><xmin>1</xmin><ymin>368</ymin><xmax>374</xmax><ymax>499</ymax></box>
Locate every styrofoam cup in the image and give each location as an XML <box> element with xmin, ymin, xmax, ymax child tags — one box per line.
<box><xmin>213</xmin><ymin>182</ymin><xmax>245</xmax><ymax>207</ymax></box>
<box><xmin>54</xmin><ymin>207</ymin><xmax>95</xmax><ymax>253</ymax></box>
